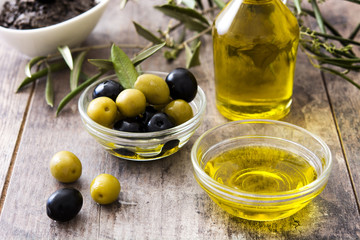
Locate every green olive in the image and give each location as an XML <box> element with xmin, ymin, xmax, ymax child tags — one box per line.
<box><xmin>134</xmin><ymin>74</ymin><xmax>170</xmax><ymax>105</ymax></box>
<box><xmin>87</xmin><ymin>97</ymin><xmax>118</xmax><ymax>127</ymax></box>
<box><xmin>116</xmin><ymin>89</ymin><xmax>146</xmax><ymax>118</ymax></box>
<box><xmin>164</xmin><ymin>99</ymin><xmax>193</xmax><ymax>126</ymax></box>
<box><xmin>50</xmin><ymin>151</ymin><xmax>82</xmax><ymax>183</ymax></box>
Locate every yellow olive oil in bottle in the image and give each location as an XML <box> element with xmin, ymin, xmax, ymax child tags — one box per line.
<box><xmin>212</xmin><ymin>0</ymin><xmax>299</xmax><ymax>120</ymax></box>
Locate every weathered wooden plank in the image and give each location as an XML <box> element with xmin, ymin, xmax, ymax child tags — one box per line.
<box><xmin>0</xmin><ymin>47</ymin><xmax>31</xmax><ymax>204</ymax></box>
<box><xmin>320</xmin><ymin>0</ymin><xmax>360</xmax><ymax>216</ymax></box>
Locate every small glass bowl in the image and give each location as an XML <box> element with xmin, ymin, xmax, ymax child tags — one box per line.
<box><xmin>78</xmin><ymin>72</ymin><xmax>206</xmax><ymax>161</ymax></box>
<box><xmin>191</xmin><ymin>119</ymin><xmax>332</xmax><ymax>221</ymax></box>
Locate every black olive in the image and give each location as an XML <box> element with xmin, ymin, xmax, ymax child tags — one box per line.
<box><xmin>165</xmin><ymin>68</ymin><xmax>198</xmax><ymax>102</ymax></box>
<box><xmin>113</xmin><ymin>148</ymin><xmax>136</xmax><ymax>157</ymax></box>
<box><xmin>139</xmin><ymin>106</ymin><xmax>158</xmax><ymax>125</ymax></box>
<box><xmin>92</xmin><ymin>80</ymin><xmax>124</xmax><ymax>102</ymax></box>
<box><xmin>146</xmin><ymin>113</ymin><xmax>174</xmax><ymax>132</ymax></box>
<box><xmin>46</xmin><ymin>188</ymin><xmax>83</xmax><ymax>222</ymax></box>
<box><xmin>113</xmin><ymin>119</ymin><xmax>144</xmax><ymax>132</ymax></box>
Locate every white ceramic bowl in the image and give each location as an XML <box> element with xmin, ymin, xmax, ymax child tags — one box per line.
<box><xmin>0</xmin><ymin>0</ymin><xmax>109</xmax><ymax>57</ymax></box>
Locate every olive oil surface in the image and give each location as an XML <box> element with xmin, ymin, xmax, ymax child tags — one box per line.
<box><xmin>204</xmin><ymin>145</ymin><xmax>317</xmax><ymax>193</ymax></box>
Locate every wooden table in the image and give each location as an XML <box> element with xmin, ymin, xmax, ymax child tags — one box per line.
<box><xmin>0</xmin><ymin>0</ymin><xmax>359</xmax><ymax>239</ymax></box>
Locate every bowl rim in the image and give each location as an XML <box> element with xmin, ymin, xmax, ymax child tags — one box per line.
<box><xmin>0</xmin><ymin>0</ymin><xmax>109</xmax><ymax>32</ymax></box>
<box><xmin>78</xmin><ymin>71</ymin><xmax>207</xmax><ymax>139</ymax></box>
<box><xmin>191</xmin><ymin>119</ymin><xmax>333</xmax><ymax>201</ymax></box>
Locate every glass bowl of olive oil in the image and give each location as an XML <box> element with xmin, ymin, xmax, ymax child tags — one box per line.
<box><xmin>191</xmin><ymin>120</ymin><xmax>332</xmax><ymax>221</ymax></box>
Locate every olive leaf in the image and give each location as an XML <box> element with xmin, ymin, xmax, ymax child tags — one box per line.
<box><xmin>70</xmin><ymin>51</ymin><xmax>88</xmax><ymax>91</ymax></box>
<box><xmin>25</xmin><ymin>56</ymin><xmax>46</xmax><ymax>78</ymax></box>
<box><xmin>212</xmin><ymin>0</ymin><xmax>225</xmax><ymax>9</ymax></box>
<box><xmin>349</xmin><ymin>23</ymin><xmax>360</xmax><ymax>40</ymax></box>
<box><xmin>133</xmin><ymin>21</ymin><xmax>164</xmax><ymax>44</ymax></box>
<box><xmin>195</xmin><ymin>0</ymin><xmax>204</xmax><ymax>9</ymax></box>
<box><xmin>88</xmin><ymin>59</ymin><xmax>114</xmax><ymax>71</ymax></box>
<box><xmin>154</xmin><ymin>4</ymin><xmax>210</xmax><ymax>32</ymax></box>
<box><xmin>131</xmin><ymin>42</ymin><xmax>166</xmax><ymax>66</ymax></box>
<box><xmin>185</xmin><ymin>41</ymin><xmax>201</xmax><ymax>68</ymax></box>
<box><xmin>17</xmin><ymin>61</ymin><xmax>67</xmax><ymax>92</ymax></box>
<box><xmin>111</xmin><ymin>44</ymin><xmax>139</xmax><ymax>89</ymax></box>
<box><xmin>310</xmin><ymin>0</ymin><xmax>326</xmax><ymax>34</ymax></box>
<box><xmin>119</xmin><ymin>0</ymin><xmax>128</xmax><ymax>9</ymax></box>
<box><xmin>56</xmin><ymin>71</ymin><xmax>106</xmax><ymax>116</ymax></box>
<box><xmin>45</xmin><ymin>62</ymin><xmax>54</xmax><ymax>107</ymax></box>
<box><xmin>293</xmin><ymin>0</ymin><xmax>302</xmax><ymax>14</ymax></box>
<box><xmin>58</xmin><ymin>45</ymin><xmax>74</xmax><ymax>70</ymax></box>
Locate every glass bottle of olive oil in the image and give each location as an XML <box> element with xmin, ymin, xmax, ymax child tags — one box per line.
<box><xmin>212</xmin><ymin>0</ymin><xmax>299</xmax><ymax>120</ymax></box>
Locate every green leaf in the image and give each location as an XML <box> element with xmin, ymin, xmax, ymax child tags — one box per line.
<box><xmin>119</xmin><ymin>0</ymin><xmax>128</xmax><ymax>9</ymax></box>
<box><xmin>320</xmin><ymin>66</ymin><xmax>360</xmax><ymax>90</ymax></box>
<box><xmin>25</xmin><ymin>56</ymin><xmax>46</xmax><ymax>78</ymax></box>
<box><xmin>56</xmin><ymin>71</ymin><xmax>106</xmax><ymax>116</ymax></box>
<box><xmin>185</xmin><ymin>41</ymin><xmax>201</xmax><ymax>68</ymax></box>
<box><xmin>45</xmin><ymin>63</ymin><xmax>54</xmax><ymax>107</ymax></box>
<box><xmin>349</xmin><ymin>23</ymin><xmax>360</xmax><ymax>40</ymax></box>
<box><xmin>70</xmin><ymin>51</ymin><xmax>88</xmax><ymax>91</ymax></box>
<box><xmin>293</xmin><ymin>0</ymin><xmax>302</xmax><ymax>14</ymax></box>
<box><xmin>310</xmin><ymin>0</ymin><xmax>326</xmax><ymax>34</ymax></box>
<box><xmin>58</xmin><ymin>45</ymin><xmax>74</xmax><ymax>70</ymax></box>
<box><xmin>111</xmin><ymin>44</ymin><xmax>139</xmax><ymax>89</ymax></box>
<box><xmin>88</xmin><ymin>59</ymin><xmax>114</xmax><ymax>71</ymax></box>
<box><xmin>155</xmin><ymin>4</ymin><xmax>210</xmax><ymax>32</ymax></box>
<box><xmin>212</xmin><ymin>0</ymin><xmax>225</xmax><ymax>9</ymax></box>
<box><xmin>131</xmin><ymin>42</ymin><xmax>166</xmax><ymax>66</ymax></box>
<box><xmin>17</xmin><ymin>61</ymin><xmax>67</xmax><ymax>92</ymax></box>
<box><xmin>195</xmin><ymin>0</ymin><xmax>204</xmax><ymax>9</ymax></box>
<box><xmin>133</xmin><ymin>21</ymin><xmax>164</xmax><ymax>44</ymax></box>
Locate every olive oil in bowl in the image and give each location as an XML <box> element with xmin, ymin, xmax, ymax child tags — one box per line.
<box><xmin>201</xmin><ymin>137</ymin><xmax>323</xmax><ymax>221</ymax></box>
<box><xmin>212</xmin><ymin>0</ymin><xmax>299</xmax><ymax>120</ymax></box>
<box><xmin>191</xmin><ymin>120</ymin><xmax>332</xmax><ymax>221</ymax></box>
<box><xmin>204</xmin><ymin>145</ymin><xmax>318</xmax><ymax>194</ymax></box>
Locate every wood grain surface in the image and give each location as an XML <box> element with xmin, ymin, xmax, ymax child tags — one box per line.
<box><xmin>0</xmin><ymin>0</ymin><xmax>359</xmax><ymax>239</ymax></box>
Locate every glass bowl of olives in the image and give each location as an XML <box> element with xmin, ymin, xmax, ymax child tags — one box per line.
<box><xmin>78</xmin><ymin>70</ymin><xmax>206</xmax><ymax>161</ymax></box>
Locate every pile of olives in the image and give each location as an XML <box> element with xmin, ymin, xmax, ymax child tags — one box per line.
<box><xmin>87</xmin><ymin>68</ymin><xmax>198</xmax><ymax>132</ymax></box>
<box><xmin>46</xmin><ymin>151</ymin><xmax>121</xmax><ymax>222</ymax></box>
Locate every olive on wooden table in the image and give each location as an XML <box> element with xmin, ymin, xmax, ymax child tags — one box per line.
<box><xmin>164</xmin><ymin>99</ymin><xmax>193</xmax><ymax>125</ymax></box>
<box><xmin>46</xmin><ymin>188</ymin><xmax>83</xmax><ymax>222</ymax></box>
<box><xmin>50</xmin><ymin>151</ymin><xmax>82</xmax><ymax>183</ymax></box>
<box><xmin>134</xmin><ymin>74</ymin><xmax>170</xmax><ymax>105</ymax></box>
<box><xmin>90</xmin><ymin>174</ymin><xmax>121</xmax><ymax>205</ymax></box>
<box><xmin>92</xmin><ymin>80</ymin><xmax>124</xmax><ymax>102</ymax></box>
<box><xmin>146</xmin><ymin>112</ymin><xmax>175</xmax><ymax>132</ymax></box>
<box><xmin>165</xmin><ymin>68</ymin><xmax>198</xmax><ymax>102</ymax></box>
<box><xmin>87</xmin><ymin>97</ymin><xmax>118</xmax><ymax>127</ymax></box>
<box><xmin>116</xmin><ymin>89</ymin><xmax>146</xmax><ymax>118</ymax></box>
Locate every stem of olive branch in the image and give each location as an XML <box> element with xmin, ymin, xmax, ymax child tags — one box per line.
<box><xmin>177</xmin><ymin>26</ymin><xmax>212</xmax><ymax>49</ymax></box>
